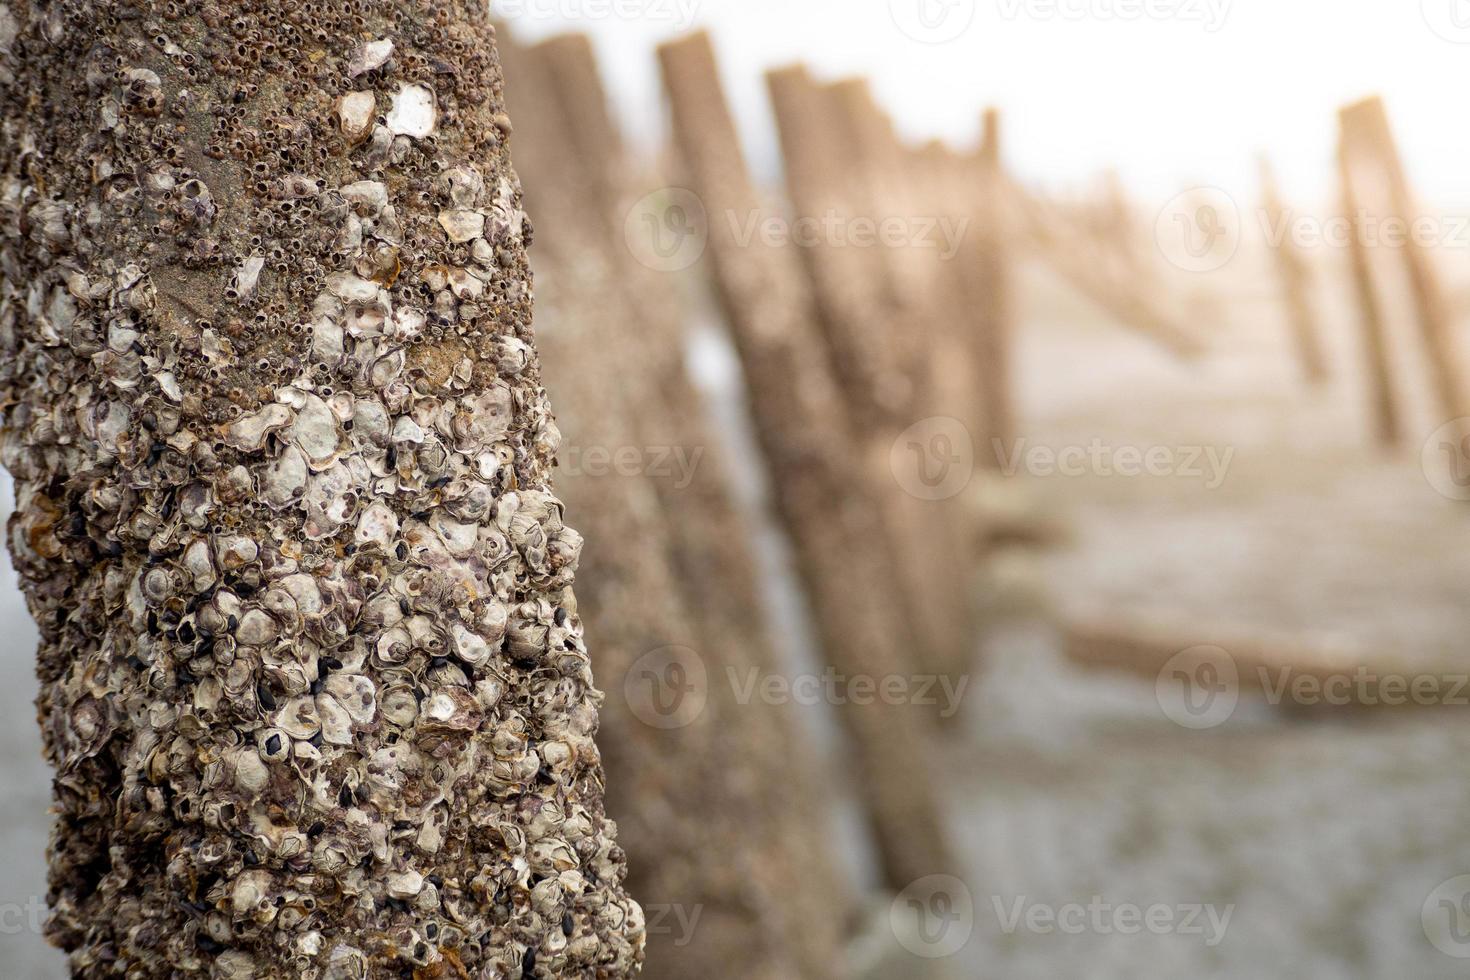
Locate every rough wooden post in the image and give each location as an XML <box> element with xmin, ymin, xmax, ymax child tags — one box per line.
<box><xmin>1258</xmin><ymin>157</ymin><xmax>1330</xmax><ymax>385</ymax></box>
<box><xmin>765</xmin><ymin>67</ymin><xmax>973</xmax><ymax>687</ymax></box>
<box><xmin>1337</xmin><ymin>112</ymin><xmax>1403</xmax><ymax>448</ymax></box>
<box><xmin>822</xmin><ymin>80</ymin><xmax>979</xmax><ymax>683</ymax></box>
<box><xmin>1342</xmin><ymin>96</ymin><xmax>1470</xmax><ymax>425</ymax></box>
<box><xmin>505</xmin><ymin>32</ymin><xmax>851</xmax><ymax>980</ymax></box>
<box><xmin>0</xmin><ymin>5</ymin><xmax>645</xmax><ymax>976</ymax></box>
<box><xmin>658</xmin><ymin>32</ymin><xmax>957</xmax><ymax>892</ymax></box>
<box><xmin>970</xmin><ymin>107</ymin><xmax>1016</xmax><ymax>462</ymax></box>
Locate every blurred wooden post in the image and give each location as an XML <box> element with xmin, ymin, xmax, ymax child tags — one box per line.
<box><xmin>1258</xmin><ymin>157</ymin><xmax>1330</xmax><ymax>385</ymax></box>
<box><xmin>1337</xmin><ymin>114</ymin><xmax>1402</xmax><ymax>448</ymax></box>
<box><xmin>503</xmin><ymin>35</ymin><xmax>815</xmax><ymax>979</ymax></box>
<box><xmin>1342</xmin><ymin>96</ymin><xmax>1469</xmax><ymax>424</ymax></box>
<box><xmin>973</xmin><ymin>107</ymin><xmax>1015</xmax><ymax>461</ymax></box>
<box><xmin>765</xmin><ymin>67</ymin><xmax>972</xmax><ymax>685</ymax></box>
<box><xmin>522</xmin><ymin>33</ymin><xmax>852</xmax><ymax>978</ymax></box>
<box><xmin>659</xmin><ymin>32</ymin><xmax>957</xmax><ymax>891</ymax></box>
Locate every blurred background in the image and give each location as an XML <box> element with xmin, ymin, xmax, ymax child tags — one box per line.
<box><xmin>9</xmin><ymin>1</ymin><xmax>1470</xmax><ymax>977</ymax></box>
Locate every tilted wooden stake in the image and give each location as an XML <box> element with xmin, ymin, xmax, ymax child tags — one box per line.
<box><xmin>1259</xmin><ymin>157</ymin><xmax>1330</xmax><ymax>385</ymax></box>
<box><xmin>766</xmin><ymin>68</ymin><xmax>974</xmax><ymax>687</ymax></box>
<box><xmin>1337</xmin><ymin>112</ymin><xmax>1403</xmax><ymax>448</ymax></box>
<box><xmin>969</xmin><ymin>108</ymin><xmax>1017</xmax><ymax>459</ymax></box>
<box><xmin>658</xmin><ymin>32</ymin><xmax>957</xmax><ymax>891</ymax></box>
<box><xmin>507</xmin><ymin>32</ymin><xmax>851</xmax><ymax>980</ymax></box>
<box><xmin>0</xmin><ymin>6</ymin><xmax>644</xmax><ymax>976</ymax></box>
<box><xmin>1341</xmin><ymin>96</ymin><xmax>1469</xmax><ymax>425</ymax></box>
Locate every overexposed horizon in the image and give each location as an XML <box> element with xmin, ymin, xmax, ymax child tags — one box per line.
<box><xmin>496</xmin><ymin>0</ymin><xmax>1470</xmax><ymax>211</ymax></box>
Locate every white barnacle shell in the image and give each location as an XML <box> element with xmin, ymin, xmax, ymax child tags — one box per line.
<box><xmin>223</xmin><ymin>403</ymin><xmax>293</xmax><ymax>452</ymax></box>
<box><xmin>231</xmin><ymin>256</ymin><xmax>265</xmax><ymax>304</ymax></box>
<box><xmin>322</xmin><ymin>673</ymin><xmax>376</xmax><ymax>726</ymax></box>
<box><xmin>336</xmin><ymin>90</ymin><xmax>376</xmax><ymax>144</ymax></box>
<box><xmin>280</xmin><ymin>388</ymin><xmax>341</xmax><ymax>469</ymax></box>
<box><xmin>348</xmin><ymin>38</ymin><xmax>394</xmax><ymax>77</ymax></box>
<box><xmin>274</xmin><ymin>695</ymin><xmax>321</xmax><ymax>740</ymax></box>
<box><xmin>354</xmin><ymin>501</ymin><xmax>398</xmax><ymax>551</ymax></box>
<box><xmin>437</xmin><ymin>209</ymin><xmax>484</xmax><ymax>244</ymax></box>
<box><xmin>216</xmin><ymin>534</ymin><xmax>258</xmax><ymax>570</ymax></box>
<box><xmin>316</xmin><ymin>692</ymin><xmax>354</xmax><ymax>746</ymax></box>
<box><xmin>236</xmin><ymin>609</ymin><xmax>279</xmax><ymax>646</ymax></box>
<box><xmin>325</xmin><ymin>272</ymin><xmax>380</xmax><ymax>305</ymax></box>
<box><xmin>442</xmin><ymin>166</ymin><xmax>484</xmax><ymax>208</ymax></box>
<box><xmin>261</xmin><ymin>445</ymin><xmax>309</xmax><ymax>510</ymax></box>
<box><xmin>181</xmin><ymin>538</ymin><xmax>217</xmax><ymax>591</ymax></box>
<box><xmin>386</xmin><ymin>869</ymin><xmax>424</xmax><ymax>900</ymax></box>
<box><xmin>230</xmin><ymin>746</ymin><xmax>270</xmax><ymax>794</ymax></box>
<box><xmin>231</xmin><ymin>870</ymin><xmax>274</xmax><ymax>916</ymax></box>
<box><xmin>445</xmin><ymin>267</ymin><xmax>482</xmax><ymax>300</ymax></box>
<box><xmin>339</xmin><ymin>180</ymin><xmax>388</xmax><ymax>215</ymax></box>
<box><xmin>450</xmin><ymin>621</ymin><xmax>491</xmax><ymax>668</ymax></box>
<box><xmin>386</xmin><ymin>83</ymin><xmax>435</xmax><ymax>139</ymax></box>
<box><xmin>389</xmin><ymin>306</ymin><xmax>425</xmax><ymax>341</ymax></box>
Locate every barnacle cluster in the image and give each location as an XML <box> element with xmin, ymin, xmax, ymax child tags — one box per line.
<box><xmin>0</xmin><ymin>1</ymin><xmax>642</xmax><ymax>976</ymax></box>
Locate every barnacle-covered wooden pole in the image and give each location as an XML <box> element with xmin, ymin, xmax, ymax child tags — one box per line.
<box><xmin>0</xmin><ymin>3</ymin><xmax>643</xmax><ymax>977</ymax></box>
<box><xmin>658</xmin><ymin>31</ymin><xmax>956</xmax><ymax>891</ymax></box>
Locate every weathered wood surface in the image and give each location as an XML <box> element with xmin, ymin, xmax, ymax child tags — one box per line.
<box><xmin>1337</xmin><ymin>115</ymin><xmax>1403</xmax><ymax>448</ymax></box>
<box><xmin>507</xmin><ymin>32</ymin><xmax>853</xmax><ymax>980</ymax></box>
<box><xmin>1259</xmin><ymin>158</ymin><xmax>1330</xmax><ymax>385</ymax></box>
<box><xmin>659</xmin><ymin>31</ymin><xmax>957</xmax><ymax>891</ymax></box>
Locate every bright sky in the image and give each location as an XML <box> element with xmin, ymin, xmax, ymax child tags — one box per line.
<box><xmin>496</xmin><ymin>0</ymin><xmax>1470</xmax><ymax>209</ymax></box>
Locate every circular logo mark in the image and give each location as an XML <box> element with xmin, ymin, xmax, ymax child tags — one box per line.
<box><xmin>1422</xmin><ymin>0</ymin><xmax>1470</xmax><ymax>43</ymax></box>
<box><xmin>891</xmin><ymin>875</ymin><xmax>974</xmax><ymax>959</ymax></box>
<box><xmin>624</xmin><ymin>645</ymin><xmax>707</xmax><ymax>730</ymax></box>
<box><xmin>624</xmin><ymin>187</ymin><xmax>708</xmax><ymax>272</ymax></box>
<box><xmin>891</xmin><ymin>417</ymin><xmax>975</xmax><ymax>501</ymax></box>
<box><xmin>1155</xmin><ymin>645</ymin><xmax>1239</xmax><ymax>730</ymax></box>
<box><xmin>1421</xmin><ymin>418</ymin><xmax>1470</xmax><ymax>501</ymax></box>
<box><xmin>890</xmin><ymin>0</ymin><xmax>977</xmax><ymax>44</ymax></box>
<box><xmin>1155</xmin><ymin>187</ymin><xmax>1241</xmax><ymax>273</ymax></box>
<box><xmin>1424</xmin><ymin>875</ymin><xmax>1470</xmax><ymax>957</ymax></box>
